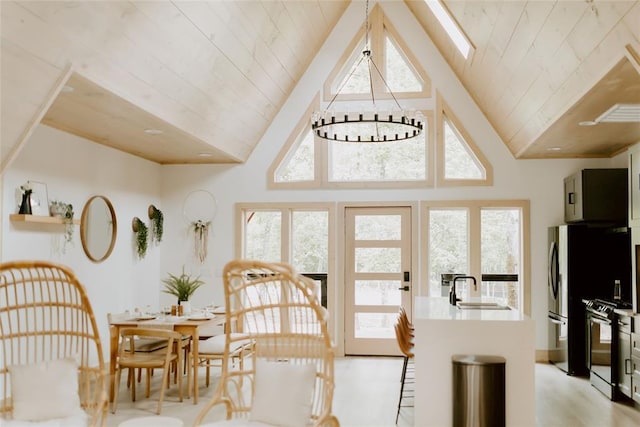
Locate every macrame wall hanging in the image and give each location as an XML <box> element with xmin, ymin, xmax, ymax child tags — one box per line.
<box><xmin>182</xmin><ymin>189</ymin><xmax>217</xmax><ymax>263</ymax></box>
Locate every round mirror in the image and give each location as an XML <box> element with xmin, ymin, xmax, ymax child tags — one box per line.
<box><xmin>80</xmin><ymin>195</ymin><xmax>117</xmax><ymax>263</ymax></box>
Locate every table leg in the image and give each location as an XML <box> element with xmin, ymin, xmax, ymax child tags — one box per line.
<box><xmin>176</xmin><ymin>324</ymin><xmax>200</xmax><ymax>404</ymax></box>
<box><xmin>191</xmin><ymin>327</ymin><xmax>200</xmax><ymax>404</ymax></box>
<box><xmin>109</xmin><ymin>325</ymin><xmax>119</xmax><ymax>402</ymax></box>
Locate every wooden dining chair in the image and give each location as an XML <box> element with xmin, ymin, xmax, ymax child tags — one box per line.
<box><xmin>108</xmin><ymin>312</ymin><xmax>168</xmax><ymax>388</ymax></box>
<box><xmin>112</xmin><ymin>328</ymin><xmax>184</xmax><ymax>415</ymax></box>
<box><xmin>0</xmin><ymin>261</ymin><xmax>107</xmax><ymax>426</ymax></box>
<box><xmin>193</xmin><ymin>332</ymin><xmax>254</xmax><ymax>388</ymax></box>
<box><xmin>193</xmin><ymin>259</ymin><xmax>338</xmax><ymax>427</ymax></box>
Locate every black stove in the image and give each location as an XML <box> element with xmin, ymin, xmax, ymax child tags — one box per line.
<box><xmin>584</xmin><ymin>299</ymin><xmax>632</xmax><ymax>319</ymax></box>
<box><xmin>583</xmin><ymin>298</ymin><xmax>631</xmax><ymax>400</ymax></box>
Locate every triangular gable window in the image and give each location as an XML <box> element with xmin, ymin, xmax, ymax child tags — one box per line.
<box><xmin>336</xmin><ymin>40</ymin><xmax>369</xmax><ymax>95</ymax></box>
<box><xmin>275</xmin><ymin>129</ymin><xmax>314</xmax><ymax>183</ymax></box>
<box><xmin>443</xmin><ymin>117</ymin><xmax>483</xmax><ymax>180</ymax></box>
<box><xmin>436</xmin><ymin>94</ymin><xmax>492</xmax><ymax>186</ymax></box>
<box><xmin>324</xmin><ymin>5</ymin><xmax>431</xmax><ymax>101</ymax></box>
<box><xmin>385</xmin><ymin>32</ymin><xmax>422</xmax><ymax>93</ymax></box>
<box><xmin>268</xmin><ymin>97</ymin><xmax>319</xmax><ymax>189</ymax></box>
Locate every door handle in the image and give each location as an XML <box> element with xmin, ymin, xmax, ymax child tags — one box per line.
<box><xmin>568</xmin><ymin>192</ymin><xmax>575</xmax><ymax>205</ymax></box>
<box><xmin>398</xmin><ymin>285</ymin><xmax>410</xmax><ymax>291</ymax></box>
<box><xmin>626</xmin><ymin>359</ymin><xmax>632</xmax><ymax>375</ymax></box>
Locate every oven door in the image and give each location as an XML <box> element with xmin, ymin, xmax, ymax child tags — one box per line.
<box><xmin>588</xmin><ymin>311</ymin><xmax>613</xmax><ymax>396</ymax></box>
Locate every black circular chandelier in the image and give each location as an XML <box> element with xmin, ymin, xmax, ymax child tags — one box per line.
<box><xmin>311</xmin><ymin>1</ymin><xmax>424</xmax><ymax>143</ymax></box>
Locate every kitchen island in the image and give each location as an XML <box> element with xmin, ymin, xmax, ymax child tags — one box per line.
<box><xmin>413</xmin><ymin>297</ymin><xmax>535</xmax><ymax>426</ymax></box>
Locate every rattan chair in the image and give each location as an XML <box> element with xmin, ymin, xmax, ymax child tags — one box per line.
<box><xmin>194</xmin><ymin>259</ymin><xmax>338</xmax><ymax>427</ymax></box>
<box><xmin>0</xmin><ymin>261</ymin><xmax>107</xmax><ymax>426</ymax></box>
<box><xmin>112</xmin><ymin>328</ymin><xmax>184</xmax><ymax>415</ymax></box>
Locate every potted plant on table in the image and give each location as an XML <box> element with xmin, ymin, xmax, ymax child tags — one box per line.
<box><xmin>162</xmin><ymin>267</ymin><xmax>204</xmax><ymax>315</ymax></box>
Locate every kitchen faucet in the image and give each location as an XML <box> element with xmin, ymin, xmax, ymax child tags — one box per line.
<box><xmin>450</xmin><ymin>275</ymin><xmax>477</xmax><ymax>306</ymax></box>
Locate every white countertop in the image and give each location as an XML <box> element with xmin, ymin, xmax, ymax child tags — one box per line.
<box><xmin>414</xmin><ymin>296</ymin><xmax>528</xmax><ymax>321</ymax></box>
<box><xmin>613</xmin><ymin>308</ymin><xmax>634</xmax><ymax>317</ymax></box>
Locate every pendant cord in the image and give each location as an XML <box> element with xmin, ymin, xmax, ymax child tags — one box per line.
<box><xmin>365</xmin><ymin>0</ymin><xmax>370</xmax><ymax>51</ymax></box>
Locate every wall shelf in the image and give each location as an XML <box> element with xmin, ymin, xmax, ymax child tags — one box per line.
<box><xmin>10</xmin><ymin>214</ymin><xmax>80</xmax><ymax>225</ymax></box>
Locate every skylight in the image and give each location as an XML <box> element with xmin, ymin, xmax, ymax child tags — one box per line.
<box><xmin>424</xmin><ymin>0</ymin><xmax>473</xmax><ymax>59</ymax></box>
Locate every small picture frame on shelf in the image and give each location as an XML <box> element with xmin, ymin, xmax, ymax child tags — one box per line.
<box><xmin>28</xmin><ymin>181</ymin><xmax>49</xmax><ymax>216</ymax></box>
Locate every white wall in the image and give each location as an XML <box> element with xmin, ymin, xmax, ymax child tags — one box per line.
<box><xmin>2</xmin><ymin>125</ymin><xmax>163</xmax><ymax>352</ymax></box>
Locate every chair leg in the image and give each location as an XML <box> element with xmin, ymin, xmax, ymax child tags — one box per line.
<box><xmin>145</xmin><ymin>368</ymin><xmax>151</xmax><ymax>398</ymax></box>
<box><xmin>205</xmin><ymin>359</ymin><xmax>211</xmax><ymax>388</ymax></box>
<box><xmin>186</xmin><ymin>356</ymin><xmax>192</xmax><ymax>400</ymax></box>
<box><xmin>396</xmin><ymin>356</ymin><xmax>408</xmax><ymax>424</ymax></box>
<box><xmin>157</xmin><ymin>364</ymin><xmax>171</xmax><ymax>415</ymax></box>
<box><xmin>131</xmin><ymin>368</ymin><xmax>137</xmax><ymax>402</ymax></box>
<box><xmin>178</xmin><ymin>349</ymin><xmax>184</xmax><ymax>403</ymax></box>
<box><xmin>112</xmin><ymin>365</ymin><xmax>123</xmax><ymax>414</ymax></box>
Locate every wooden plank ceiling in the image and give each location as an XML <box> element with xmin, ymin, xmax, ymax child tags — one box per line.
<box><xmin>2</xmin><ymin>1</ymin><xmax>639</xmax><ymax>166</ymax></box>
<box><xmin>406</xmin><ymin>0</ymin><xmax>640</xmax><ymax>158</ymax></box>
<box><xmin>1</xmin><ymin>0</ymin><xmax>349</xmax><ymax>166</ymax></box>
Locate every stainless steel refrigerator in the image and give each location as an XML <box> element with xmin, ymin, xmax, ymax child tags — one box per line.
<box><xmin>547</xmin><ymin>224</ymin><xmax>630</xmax><ymax>376</ymax></box>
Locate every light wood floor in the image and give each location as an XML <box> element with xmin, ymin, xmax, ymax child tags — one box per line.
<box><xmin>106</xmin><ymin>357</ymin><xmax>640</xmax><ymax>427</ymax></box>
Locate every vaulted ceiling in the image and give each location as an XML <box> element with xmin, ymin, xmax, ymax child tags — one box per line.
<box><xmin>1</xmin><ymin>1</ymin><xmax>639</xmax><ymax>171</ymax></box>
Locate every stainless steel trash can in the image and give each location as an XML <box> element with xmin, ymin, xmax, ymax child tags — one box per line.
<box><xmin>452</xmin><ymin>355</ymin><xmax>505</xmax><ymax>427</ymax></box>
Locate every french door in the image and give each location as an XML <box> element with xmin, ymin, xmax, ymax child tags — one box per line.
<box><xmin>344</xmin><ymin>207</ymin><xmax>412</xmax><ymax>355</ymax></box>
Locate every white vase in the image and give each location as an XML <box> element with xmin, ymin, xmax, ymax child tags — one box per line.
<box><xmin>180</xmin><ymin>300</ymin><xmax>191</xmax><ymax>315</ymax></box>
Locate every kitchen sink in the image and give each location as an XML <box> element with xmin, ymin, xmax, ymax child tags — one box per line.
<box><xmin>457</xmin><ymin>302</ymin><xmax>511</xmax><ymax>310</ymax></box>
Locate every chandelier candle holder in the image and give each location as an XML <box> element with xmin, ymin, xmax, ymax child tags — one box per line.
<box><xmin>311</xmin><ymin>111</ymin><xmax>423</xmax><ymax>142</ymax></box>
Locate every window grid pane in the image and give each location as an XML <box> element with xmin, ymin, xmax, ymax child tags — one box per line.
<box><xmin>329</xmin><ymin>126</ymin><xmax>427</xmax><ymax>181</ymax></box>
<box><xmin>429</xmin><ymin>209</ymin><xmax>468</xmax><ymax>297</ymax></box>
<box><xmin>292</xmin><ymin>211</ymin><xmax>328</xmax><ymax>273</ymax></box>
<box><xmin>244</xmin><ymin>211</ymin><xmax>282</xmax><ymax>262</ymax></box>
<box><xmin>481</xmin><ymin>208</ymin><xmax>521</xmax><ymax>308</ymax></box>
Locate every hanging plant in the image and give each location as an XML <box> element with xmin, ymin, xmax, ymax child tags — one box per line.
<box><xmin>192</xmin><ymin>219</ymin><xmax>210</xmax><ymax>263</ymax></box>
<box><xmin>148</xmin><ymin>204</ymin><xmax>164</xmax><ymax>244</ymax></box>
<box><xmin>63</xmin><ymin>203</ymin><xmax>74</xmax><ymax>247</ymax></box>
<box><xmin>50</xmin><ymin>200</ymin><xmax>74</xmax><ymax>252</ymax></box>
<box><xmin>132</xmin><ymin>217</ymin><xmax>148</xmax><ymax>259</ymax></box>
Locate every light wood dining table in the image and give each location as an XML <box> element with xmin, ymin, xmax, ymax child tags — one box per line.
<box><xmin>108</xmin><ymin>314</ymin><xmax>225</xmax><ymax>404</ymax></box>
